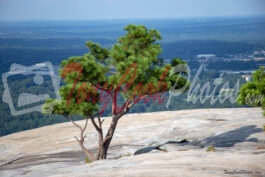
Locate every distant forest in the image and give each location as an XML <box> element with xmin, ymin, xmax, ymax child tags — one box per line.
<box><xmin>0</xmin><ymin>17</ymin><xmax>265</xmax><ymax>136</ymax></box>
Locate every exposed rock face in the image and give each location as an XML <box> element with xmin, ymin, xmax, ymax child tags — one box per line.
<box><xmin>0</xmin><ymin>108</ymin><xmax>265</xmax><ymax>177</ymax></box>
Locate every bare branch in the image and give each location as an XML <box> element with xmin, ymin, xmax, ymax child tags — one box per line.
<box><xmin>90</xmin><ymin>113</ymin><xmax>105</xmax><ymax>160</ymax></box>
<box><xmin>97</xmin><ymin>115</ymin><xmax>104</xmax><ymax>128</ymax></box>
<box><xmin>81</xmin><ymin>118</ymin><xmax>89</xmax><ymax>137</ymax></box>
<box><xmin>63</xmin><ymin>114</ymin><xmax>95</xmax><ymax>160</ymax></box>
<box><xmin>84</xmin><ymin>118</ymin><xmax>89</xmax><ymax>130</ymax></box>
<box><xmin>101</xmin><ymin>119</ymin><xmax>105</xmax><ymax>124</ymax></box>
<box><xmin>72</xmin><ymin>120</ymin><xmax>82</xmax><ymax>129</ymax></box>
<box><xmin>63</xmin><ymin>114</ymin><xmax>83</xmax><ymax>132</ymax></box>
<box><xmin>91</xmin><ymin>116</ymin><xmax>101</xmax><ymax>133</ymax></box>
<box><xmin>74</xmin><ymin>136</ymin><xmax>96</xmax><ymax>161</ymax></box>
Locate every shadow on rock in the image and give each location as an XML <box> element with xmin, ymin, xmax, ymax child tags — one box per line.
<box><xmin>203</xmin><ymin>125</ymin><xmax>263</xmax><ymax>147</ymax></box>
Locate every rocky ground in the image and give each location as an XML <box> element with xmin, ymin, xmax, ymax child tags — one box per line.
<box><xmin>0</xmin><ymin>108</ymin><xmax>265</xmax><ymax>177</ymax></box>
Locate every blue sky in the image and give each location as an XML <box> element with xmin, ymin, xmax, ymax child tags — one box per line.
<box><xmin>0</xmin><ymin>0</ymin><xmax>265</xmax><ymax>20</ymax></box>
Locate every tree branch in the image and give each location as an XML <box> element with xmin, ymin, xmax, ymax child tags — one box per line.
<box><xmin>91</xmin><ymin>83</ymin><xmax>112</xmax><ymax>95</ymax></box>
<box><xmin>112</xmin><ymin>89</ymin><xmax>119</xmax><ymax>114</ymax></box>
<box><xmin>130</xmin><ymin>95</ymin><xmax>148</xmax><ymax>109</ymax></box>
<box><xmin>90</xmin><ymin>113</ymin><xmax>105</xmax><ymax>160</ymax></box>
<box><xmin>63</xmin><ymin>114</ymin><xmax>82</xmax><ymax>132</ymax></box>
<box><xmin>74</xmin><ymin>136</ymin><xmax>96</xmax><ymax>161</ymax></box>
<box><xmin>84</xmin><ymin>118</ymin><xmax>89</xmax><ymax>130</ymax></box>
<box><xmin>64</xmin><ymin>114</ymin><xmax>95</xmax><ymax>161</ymax></box>
<box><xmin>91</xmin><ymin>117</ymin><xmax>101</xmax><ymax>135</ymax></box>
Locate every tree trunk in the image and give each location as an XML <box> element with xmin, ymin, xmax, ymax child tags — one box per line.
<box><xmin>97</xmin><ymin>114</ymin><xmax>119</xmax><ymax>159</ymax></box>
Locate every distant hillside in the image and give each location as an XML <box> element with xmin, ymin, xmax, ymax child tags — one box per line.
<box><xmin>1</xmin><ymin>17</ymin><xmax>265</xmax><ymax>137</ymax></box>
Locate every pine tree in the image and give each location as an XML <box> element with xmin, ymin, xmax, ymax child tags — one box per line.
<box><xmin>43</xmin><ymin>24</ymin><xmax>189</xmax><ymax>161</ymax></box>
<box><xmin>237</xmin><ymin>66</ymin><xmax>265</xmax><ymax>115</ymax></box>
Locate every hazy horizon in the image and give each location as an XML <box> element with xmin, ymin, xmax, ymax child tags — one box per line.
<box><xmin>0</xmin><ymin>15</ymin><xmax>264</xmax><ymax>22</ymax></box>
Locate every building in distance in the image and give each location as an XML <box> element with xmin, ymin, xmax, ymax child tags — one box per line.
<box><xmin>197</xmin><ymin>54</ymin><xmax>216</xmax><ymax>59</ymax></box>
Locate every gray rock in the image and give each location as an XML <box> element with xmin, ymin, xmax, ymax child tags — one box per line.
<box><xmin>0</xmin><ymin>108</ymin><xmax>265</xmax><ymax>177</ymax></box>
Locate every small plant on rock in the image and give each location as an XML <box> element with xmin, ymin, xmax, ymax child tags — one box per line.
<box><xmin>207</xmin><ymin>145</ymin><xmax>215</xmax><ymax>152</ymax></box>
<box><xmin>85</xmin><ymin>157</ymin><xmax>92</xmax><ymax>163</ymax></box>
